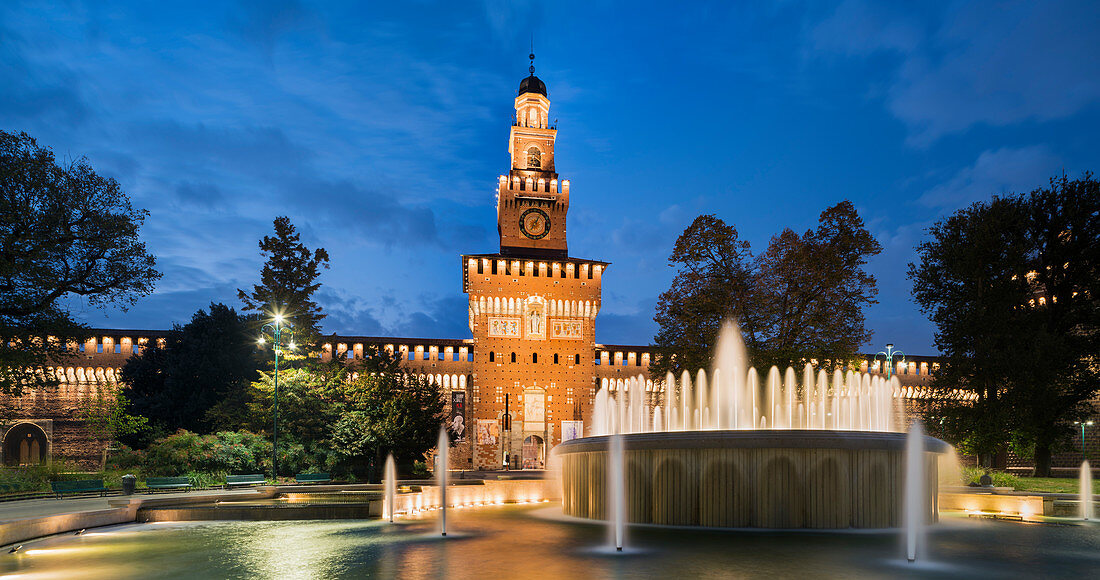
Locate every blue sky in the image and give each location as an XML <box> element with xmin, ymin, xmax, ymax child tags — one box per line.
<box><xmin>3</xmin><ymin>1</ymin><xmax>1098</xmax><ymax>354</ymax></box>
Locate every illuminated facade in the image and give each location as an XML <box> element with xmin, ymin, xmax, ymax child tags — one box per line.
<box><xmin>459</xmin><ymin>63</ymin><xmax>607</xmax><ymax>468</ymax></box>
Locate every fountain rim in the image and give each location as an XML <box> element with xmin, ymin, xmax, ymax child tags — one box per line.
<box><xmin>555</xmin><ymin>430</ymin><xmax>951</xmax><ymax>454</ymax></box>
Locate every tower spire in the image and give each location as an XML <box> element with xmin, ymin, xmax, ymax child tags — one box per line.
<box><xmin>529</xmin><ymin>47</ymin><xmax>535</xmax><ymax>76</ymax></box>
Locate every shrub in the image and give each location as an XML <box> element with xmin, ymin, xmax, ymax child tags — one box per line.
<box><xmin>0</xmin><ymin>467</ymin><xmax>45</xmax><ymax>493</ymax></box>
<box><xmin>186</xmin><ymin>470</ymin><xmax>226</xmax><ymax>489</ymax></box>
<box><xmin>0</xmin><ymin>460</ymin><xmax>87</xmax><ymax>493</ymax></box>
<box><xmin>961</xmin><ymin>466</ymin><xmax>1022</xmax><ymax>489</ymax></box>
<box><xmin>273</xmin><ymin>438</ymin><xmax>342</xmax><ymax>476</ymax></box>
<box><xmin>961</xmin><ymin>466</ymin><xmax>984</xmax><ymax>485</ymax></box>
<box><xmin>144</xmin><ymin>429</ymin><xmax>271</xmax><ymax>475</ymax></box>
<box><xmin>106</xmin><ymin>444</ymin><xmax>146</xmax><ymax>471</ymax></box>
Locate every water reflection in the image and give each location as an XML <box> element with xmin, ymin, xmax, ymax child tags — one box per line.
<box><xmin>1</xmin><ymin>507</ymin><xmax>1098</xmax><ymax>579</ymax></box>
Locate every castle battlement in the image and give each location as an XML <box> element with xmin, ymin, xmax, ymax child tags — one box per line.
<box><xmin>462</xmin><ymin>255</ymin><xmax>606</xmax><ymax>289</ymax></box>
<box><xmin>498</xmin><ymin>175</ymin><xmax>569</xmax><ymax>197</ymax></box>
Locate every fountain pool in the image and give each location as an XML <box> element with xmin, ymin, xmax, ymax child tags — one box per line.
<box><xmin>2</xmin><ymin>505</ymin><xmax>1097</xmax><ymax>578</ymax></box>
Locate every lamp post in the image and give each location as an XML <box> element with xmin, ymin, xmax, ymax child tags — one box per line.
<box><xmin>1074</xmin><ymin>420</ymin><xmax>1094</xmax><ymax>459</ymax></box>
<box><xmin>259</xmin><ymin>314</ymin><xmax>294</xmax><ymax>480</ymax></box>
<box><xmin>875</xmin><ymin>343</ymin><xmax>906</xmax><ymax>380</ymax></box>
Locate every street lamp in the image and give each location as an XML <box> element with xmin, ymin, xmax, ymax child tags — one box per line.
<box><xmin>875</xmin><ymin>343</ymin><xmax>906</xmax><ymax>380</ymax></box>
<box><xmin>1074</xmin><ymin>420</ymin><xmax>1094</xmax><ymax>459</ymax></box>
<box><xmin>259</xmin><ymin>313</ymin><xmax>294</xmax><ymax>480</ymax></box>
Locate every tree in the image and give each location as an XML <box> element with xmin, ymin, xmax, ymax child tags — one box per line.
<box><xmin>652</xmin><ymin>201</ymin><xmax>882</xmax><ymax>376</ymax></box>
<box><xmin>0</xmin><ymin>130</ymin><xmax>159</xmax><ymax>396</ymax></box>
<box><xmin>78</xmin><ymin>382</ymin><xmax>148</xmax><ymax>465</ymax></box>
<box><xmin>247</xmin><ymin>346</ymin><xmax>446</xmax><ymax>480</ymax></box>
<box><xmin>337</xmin><ymin>351</ymin><xmax>447</xmax><ymax>476</ymax></box>
<box><xmin>652</xmin><ymin>215</ymin><xmax>754</xmax><ymax>376</ymax></box>
<box><xmin>1012</xmin><ymin>175</ymin><xmax>1100</xmax><ymax>475</ymax></box>
<box><xmin>246</xmin><ymin>365</ymin><xmax>346</xmax><ymax>474</ymax></box>
<box><xmin>908</xmin><ymin>196</ymin><xmax>1033</xmax><ymax>465</ymax></box>
<box><xmin>752</xmin><ymin>202</ymin><xmax>882</xmax><ymax>368</ymax></box>
<box><xmin>237</xmin><ymin>217</ymin><xmax>330</xmax><ymax>346</ymax></box>
<box><xmin>121</xmin><ymin>303</ymin><xmax>261</xmax><ymax>443</ymax></box>
<box><xmin>909</xmin><ymin>174</ymin><xmax>1099</xmax><ymax>475</ymax></box>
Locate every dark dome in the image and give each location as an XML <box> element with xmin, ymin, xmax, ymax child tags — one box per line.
<box><xmin>518</xmin><ymin>74</ymin><xmax>547</xmax><ymax>97</ymax></box>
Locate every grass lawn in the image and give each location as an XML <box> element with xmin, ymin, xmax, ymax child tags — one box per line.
<box><xmin>1013</xmin><ymin>477</ymin><xmax>1100</xmax><ymax>495</ymax></box>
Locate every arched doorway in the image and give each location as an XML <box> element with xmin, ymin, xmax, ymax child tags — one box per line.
<box><xmin>3</xmin><ymin>423</ymin><xmax>49</xmax><ymax>466</ymax></box>
<box><xmin>522</xmin><ymin>435</ymin><xmax>545</xmax><ymax>469</ymax></box>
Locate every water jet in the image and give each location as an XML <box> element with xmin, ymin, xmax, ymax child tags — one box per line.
<box><xmin>1080</xmin><ymin>460</ymin><xmax>1094</xmax><ymax>521</ymax></box>
<box><xmin>384</xmin><ymin>453</ymin><xmax>397</xmax><ymax>523</ymax></box>
<box><xmin>437</xmin><ymin>428</ymin><xmax>449</xmax><ymax>537</ymax></box>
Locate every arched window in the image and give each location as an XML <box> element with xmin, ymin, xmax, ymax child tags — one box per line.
<box><xmin>527</xmin><ymin>146</ymin><xmax>541</xmax><ymax>169</ymax></box>
<box><xmin>532</xmin><ymin>353</ymin><xmax>538</xmax><ymax>363</ymax></box>
<box><xmin>553</xmin><ymin>353</ymin><xmax>559</xmax><ymax>364</ymax></box>
<box><xmin>489</xmin><ymin>352</ymin><xmax>495</xmax><ymax>362</ymax></box>
<box><xmin>511</xmin><ymin>352</ymin><xmax>517</xmax><ymax>363</ymax></box>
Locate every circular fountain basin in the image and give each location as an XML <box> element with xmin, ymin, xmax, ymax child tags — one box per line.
<box><xmin>556</xmin><ymin>430</ymin><xmax>949</xmax><ymax>529</ymax></box>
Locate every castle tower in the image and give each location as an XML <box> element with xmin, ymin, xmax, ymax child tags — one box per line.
<box><xmin>461</xmin><ymin>55</ymin><xmax>606</xmax><ymax>469</ymax></box>
<box><xmin>497</xmin><ymin>56</ymin><xmax>569</xmax><ymax>258</ymax></box>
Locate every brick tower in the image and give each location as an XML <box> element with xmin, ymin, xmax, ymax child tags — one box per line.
<box><xmin>461</xmin><ymin>55</ymin><xmax>606</xmax><ymax>469</ymax></box>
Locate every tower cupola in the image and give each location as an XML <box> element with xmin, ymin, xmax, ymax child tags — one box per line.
<box><xmin>518</xmin><ymin>52</ymin><xmax>547</xmax><ymax>96</ymax></box>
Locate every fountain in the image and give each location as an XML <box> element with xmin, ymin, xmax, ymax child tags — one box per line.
<box><xmin>1080</xmin><ymin>460</ymin><xmax>1094</xmax><ymax>521</ymax></box>
<box><xmin>437</xmin><ymin>428</ymin><xmax>449</xmax><ymax>536</ymax></box>
<box><xmin>384</xmin><ymin>453</ymin><xmax>397</xmax><ymax>523</ymax></box>
<box><xmin>558</xmin><ymin>320</ymin><xmax>949</xmax><ymax>529</ymax></box>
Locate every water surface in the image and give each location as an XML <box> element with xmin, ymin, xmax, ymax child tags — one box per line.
<box><xmin>2</xmin><ymin>506</ymin><xmax>1097</xmax><ymax>579</ymax></box>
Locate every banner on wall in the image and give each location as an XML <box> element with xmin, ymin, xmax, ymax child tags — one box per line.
<box><xmin>561</xmin><ymin>420</ymin><xmax>584</xmax><ymax>442</ymax></box>
<box><xmin>477</xmin><ymin>419</ymin><xmax>499</xmax><ymax>446</ymax></box>
<box><xmin>449</xmin><ymin>391</ymin><xmax>466</xmax><ymax>441</ymax></box>
<box><xmin>523</xmin><ymin>390</ymin><xmax>545</xmax><ymax>433</ymax></box>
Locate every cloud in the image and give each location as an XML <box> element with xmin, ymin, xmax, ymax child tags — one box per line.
<box><xmin>0</xmin><ymin>22</ymin><xmax>89</xmax><ymax>125</ymax></box>
<box><xmin>863</xmin><ymin>218</ymin><xmax>937</xmax><ymax>352</ymax></box>
<box><xmin>128</xmin><ymin>121</ymin><xmax>313</xmax><ymax>180</ymax></box>
<box><xmin>810</xmin><ymin>0</ymin><xmax>922</xmax><ymax>56</ymax></box>
<box><xmin>864</xmin><ymin>142</ymin><xmax>1062</xmax><ymax>353</ymax></box>
<box><xmin>319</xmin><ymin>289</ymin><xmax>470</xmax><ymax>339</ymax></box>
<box><xmin>918</xmin><ymin>145</ymin><xmax>1061</xmax><ymax>209</ymax></box>
<box><xmin>478</xmin><ymin>0</ymin><xmax>544</xmax><ymax>46</ymax></box>
<box><xmin>277</xmin><ymin>175</ymin><xmax>444</xmax><ymax>247</ymax></box>
<box><xmin>174</xmin><ymin>181</ymin><xmax>224</xmax><ymax>208</ymax></box>
<box><xmin>70</xmin><ymin>281</ymin><xmax>243</xmax><ymax>329</ymax></box>
<box><xmin>810</xmin><ymin>0</ymin><xmax>1100</xmax><ymax>144</ymax></box>
<box><xmin>120</xmin><ymin>119</ymin><xmax>457</xmax><ymax>248</ymax></box>
<box><xmin>596</xmin><ymin>311</ymin><xmax>656</xmax><ymax>346</ymax></box>
<box><xmin>228</xmin><ymin>0</ymin><xmax>315</xmax><ymax>56</ymax></box>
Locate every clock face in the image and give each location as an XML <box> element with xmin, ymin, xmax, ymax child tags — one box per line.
<box><xmin>520</xmin><ymin>208</ymin><xmax>551</xmax><ymax>239</ymax></box>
